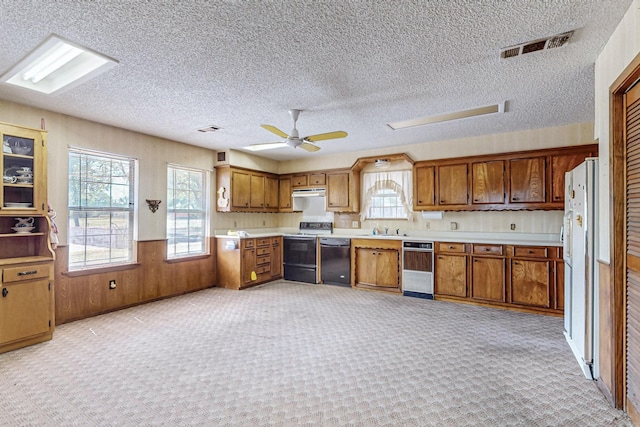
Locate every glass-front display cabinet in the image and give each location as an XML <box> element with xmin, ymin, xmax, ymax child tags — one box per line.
<box><xmin>0</xmin><ymin>121</ymin><xmax>54</xmax><ymax>354</ymax></box>
<box><xmin>1</xmin><ymin>121</ymin><xmax>47</xmax><ymax>214</ymax></box>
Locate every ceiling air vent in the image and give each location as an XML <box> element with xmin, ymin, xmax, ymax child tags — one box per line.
<box><xmin>197</xmin><ymin>125</ymin><xmax>221</xmax><ymax>133</ymax></box>
<box><xmin>500</xmin><ymin>30</ymin><xmax>574</xmax><ymax>59</ymax></box>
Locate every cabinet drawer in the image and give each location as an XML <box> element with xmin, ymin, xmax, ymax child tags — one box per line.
<box><xmin>256</xmin><ymin>255</ymin><xmax>271</xmax><ymax>265</ymax></box>
<box><xmin>242</xmin><ymin>239</ymin><xmax>255</xmax><ymax>249</ymax></box>
<box><xmin>514</xmin><ymin>246</ymin><xmax>548</xmax><ymax>258</ymax></box>
<box><xmin>256</xmin><ymin>238</ymin><xmax>271</xmax><ymax>247</ymax></box>
<box><xmin>256</xmin><ymin>247</ymin><xmax>270</xmax><ymax>256</ymax></box>
<box><xmin>472</xmin><ymin>244</ymin><xmax>503</xmax><ymax>256</ymax></box>
<box><xmin>309</xmin><ymin>173</ymin><xmax>326</xmax><ymax>185</ymax></box>
<box><xmin>436</xmin><ymin>242</ymin><xmax>466</xmax><ymax>253</ymax></box>
<box><xmin>256</xmin><ymin>265</ymin><xmax>271</xmax><ymax>274</ymax></box>
<box><xmin>292</xmin><ymin>175</ymin><xmax>308</xmax><ymax>187</ymax></box>
<box><xmin>271</xmin><ymin>237</ymin><xmax>280</xmax><ymax>247</ymax></box>
<box><xmin>3</xmin><ymin>264</ymin><xmax>50</xmax><ymax>283</ymax></box>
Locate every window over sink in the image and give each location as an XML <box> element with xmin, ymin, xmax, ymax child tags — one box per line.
<box><xmin>361</xmin><ymin>168</ymin><xmax>412</xmax><ymax>221</ymax></box>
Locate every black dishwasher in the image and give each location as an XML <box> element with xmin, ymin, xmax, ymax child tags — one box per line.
<box><xmin>320</xmin><ymin>237</ymin><xmax>351</xmax><ymax>286</ymax></box>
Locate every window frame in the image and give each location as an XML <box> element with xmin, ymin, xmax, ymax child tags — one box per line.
<box><xmin>166</xmin><ymin>164</ymin><xmax>209</xmax><ymax>260</ymax></box>
<box><xmin>366</xmin><ymin>187</ymin><xmax>408</xmax><ymax>220</ymax></box>
<box><xmin>360</xmin><ymin>169</ymin><xmax>413</xmax><ymax>221</ymax></box>
<box><xmin>67</xmin><ymin>148</ymin><xmax>137</xmax><ymax>271</ymax></box>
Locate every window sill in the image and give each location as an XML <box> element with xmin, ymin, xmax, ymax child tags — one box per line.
<box><xmin>63</xmin><ymin>263</ymin><xmax>141</xmax><ymax>277</ymax></box>
<box><xmin>165</xmin><ymin>253</ymin><xmax>211</xmax><ymax>264</ymax></box>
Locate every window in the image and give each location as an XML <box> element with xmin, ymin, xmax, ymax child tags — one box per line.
<box><xmin>361</xmin><ymin>169</ymin><xmax>412</xmax><ymax>220</ymax></box>
<box><xmin>167</xmin><ymin>165</ymin><xmax>207</xmax><ymax>258</ymax></box>
<box><xmin>68</xmin><ymin>149</ymin><xmax>136</xmax><ymax>270</ymax></box>
<box><xmin>367</xmin><ymin>188</ymin><xmax>407</xmax><ymax>219</ymax></box>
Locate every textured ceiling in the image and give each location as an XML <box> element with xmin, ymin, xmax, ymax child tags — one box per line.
<box><xmin>0</xmin><ymin>0</ymin><xmax>633</xmax><ymax>161</ymax></box>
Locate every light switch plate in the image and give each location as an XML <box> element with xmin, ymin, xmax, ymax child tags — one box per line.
<box><xmin>352</xmin><ymin>221</ymin><xmax>359</xmax><ymax>228</ymax></box>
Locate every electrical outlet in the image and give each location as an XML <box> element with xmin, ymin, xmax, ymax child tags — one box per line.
<box><xmin>351</xmin><ymin>221</ymin><xmax>359</xmax><ymax>228</ymax></box>
<box><xmin>233</xmin><ymin>221</ymin><xmax>237</xmax><ymax>227</ymax></box>
<box><xmin>510</xmin><ymin>223</ymin><xmax>516</xmax><ymax>230</ymax></box>
<box><xmin>109</xmin><ymin>279</ymin><xmax>117</xmax><ymax>290</ymax></box>
<box><xmin>450</xmin><ymin>222</ymin><xmax>458</xmax><ymax>230</ymax></box>
<box><xmin>262</xmin><ymin>220</ymin><xmax>266</xmax><ymax>226</ymax></box>
<box><xmin>425</xmin><ymin>221</ymin><xmax>430</xmax><ymax>230</ymax></box>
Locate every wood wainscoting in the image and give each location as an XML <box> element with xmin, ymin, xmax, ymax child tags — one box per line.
<box><xmin>54</xmin><ymin>238</ymin><xmax>216</xmax><ymax>324</ymax></box>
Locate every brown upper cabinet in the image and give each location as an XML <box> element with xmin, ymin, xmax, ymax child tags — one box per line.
<box><xmin>414</xmin><ymin>166</ymin><xmax>435</xmax><ymax>207</ymax></box>
<box><xmin>278</xmin><ymin>176</ymin><xmax>293</xmax><ymax>212</ymax></box>
<box><xmin>472</xmin><ymin>160</ymin><xmax>505</xmax><ymax>205</ymax></box>
<box><xmin>327</xmin><ymin>171</ymin><xmax>351</xmax><ymax>211</ymax></box>
<box><xmin>291</xmin><ymin>174</ymin><xmax>308</xmax><ymax>187</ymax></box>
<box><xmin>438</xmin><ymin>163</ymin><xmax>468</xmax><ymax>205</ymax></box>
<box><xmin>413</xmin><ymin>144</ymin><xmax>597</xmax><ymax>211</ymax></box>
<box><xmin>216</xmin><ymin>166</ymin><xmax>279</xmax><ymax>212</ymax></box>
<box><xmin>509</xmin><ymin>156</ymin><xmax>546</xmax><ymax>204</ymax></box>
<box><xmin>264</xmin><ymin>176</ymin><xmax>279</xmax><ymax>210</ymax></box>
<box><xmin>548</xmin><ymin>146</ymin><xmax>597</xmax><ymax>205</ymax></box>
<box><xmin>291</xmin><ymin>172</ymin><xmax>326</xmax><ymax>187</ymax></box>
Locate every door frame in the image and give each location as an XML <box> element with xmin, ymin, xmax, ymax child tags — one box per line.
<box><xmin>610</xmin><ymin>52</ymin><xmax>640</xmax><ymax>415</ymax></box>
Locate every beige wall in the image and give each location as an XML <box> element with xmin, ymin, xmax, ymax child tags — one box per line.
<box><xmin>2</xmin><ymin>99</ymin><xmax>593</xmax><ymax>242</ymax></box>
<box><xmin>595</xmin><ymin>0</ymin><xmax>640</xmax><ymax>262</ymax></box>
<box><xmin>0</xmin><ymin>99</ymin><xmax>216</xmax><ymax>244</ymax></box>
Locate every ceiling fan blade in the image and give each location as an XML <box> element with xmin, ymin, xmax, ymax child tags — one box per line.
<box><xmin>299</xmin><ymin>142</ymin><xmax>321</xmax><ymax>152</ymax></box>
<box><xmin>304</xmin><ymin>131</ymin><xmax>348</xmax><ymax>142</ymax></box>
<box><xmin>260</xmin><ymin>124</ymin><xmax>289</xmax><ymax>138</ymax></box>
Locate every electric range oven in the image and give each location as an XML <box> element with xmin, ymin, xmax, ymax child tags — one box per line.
<box><xmin>283</xmin><ymin>222</ymin><xmax>332</xmax><ymax>283</ymax></box>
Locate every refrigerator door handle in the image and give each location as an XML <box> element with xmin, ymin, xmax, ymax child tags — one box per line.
<box><xmin>563</xmin><ymin>210</ymin><xmax>573</xmax><ymax>262</ymax></box>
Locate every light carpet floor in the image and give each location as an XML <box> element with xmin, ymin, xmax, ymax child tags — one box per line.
<box><xmin>0</xmin><ymin>281</ymin><xmax>632</xmax><ymax>426</ymax></box>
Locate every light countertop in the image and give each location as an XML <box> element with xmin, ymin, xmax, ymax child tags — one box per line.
<box><xmin>214</xmin><ymin>229</ymin><xmax>562</xmax><ymax>247</ymax></box>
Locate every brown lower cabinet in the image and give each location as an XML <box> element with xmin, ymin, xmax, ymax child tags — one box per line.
<box><xmin>0</xmin><ymin>262</ymin><xmax>54</xmax><ymax>354</ymax></box>
<box><xmin>434</xmin><ymin>241</ymin><xmax>564</xmax><ymax>316</ymax></box>
<box><xmin>434</xmin><ymin>242</ymin><xmax>468</xmax><ymax>297</ymax></box>
<box><xmin>351</xmin><ymin>239</ymin><xmax>401</xmax><ymax>293</ymax></box>
<box><xmin>216</xmin><ymin>236</ymin><xmax>283</xmax><ymax>290</ymax></box>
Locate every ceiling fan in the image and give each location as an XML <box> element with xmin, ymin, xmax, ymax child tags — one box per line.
<box><xmin>250</xmin><ymin>109</ymin><xmax>348</xmax><ymax>152</ymax></box>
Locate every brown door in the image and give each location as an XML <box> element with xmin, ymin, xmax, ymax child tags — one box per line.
<box><xmin>438</xmin><ymin>163</ymin><xmax>468</xmax><ymax>205</ymax></box>
<box><xmin>625</xmin><ymin>81</ymin><xmax>640</xmax><ymax>418</ymax></box>
<box><xmin>509</xmin><ymin>157</ymin><xmax>545</xmax><ymax>203</ymax></box>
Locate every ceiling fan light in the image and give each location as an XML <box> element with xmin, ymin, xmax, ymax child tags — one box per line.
<box><xmin>374</xmin><ymin>159</ymin><xmax>391</xmax><ymax>169</ymax></box>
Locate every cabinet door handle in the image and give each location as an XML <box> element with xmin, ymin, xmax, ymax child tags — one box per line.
<box><xmin>2</xmin><ymin>288</ymin><xmax>7</xmax><ymax>298</ymax></box>
<box><xmin>18</xmin><ymin>270</ymin><xmax>38</xmax><ymax>276</ymax></box>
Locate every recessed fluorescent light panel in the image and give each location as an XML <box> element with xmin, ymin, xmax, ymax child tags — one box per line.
<box><xmin>1</xmin><ymin>34</ymin><xmax>118</xmax><ymax>95</ymax></box>
<box><xmin>244</xmin><ymin>142</ymin><xmax>289</xmax><ymax>151</ymax></box>
<box><xmin>387</xmin><ymin>102</ymin><xmax>505</xmax><ymax>130</ymax></box>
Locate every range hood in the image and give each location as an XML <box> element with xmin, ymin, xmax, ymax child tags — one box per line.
<box><xmin>292</xmin><ymin>188</ymin><xmax>326</xmax><ymax>198</ymax></box>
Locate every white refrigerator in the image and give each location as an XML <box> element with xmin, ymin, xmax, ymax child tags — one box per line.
<box><xmin>563</xmin><ymin>158</ymin><xmax>599</xmax><ymax>379</ymax></box>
